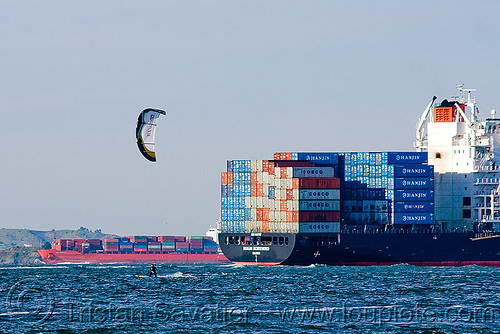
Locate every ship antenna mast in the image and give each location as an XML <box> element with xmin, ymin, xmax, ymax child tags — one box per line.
<box><xmin>456</xmin><ymin>83</ymin><xmax>477</xmax><ymax>122</ymax></box>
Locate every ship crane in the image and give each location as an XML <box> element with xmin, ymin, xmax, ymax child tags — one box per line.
<box><xmin>415</xmin><ymin>96</ymin><xmax>437</xmax><ymax>152</ymax></box>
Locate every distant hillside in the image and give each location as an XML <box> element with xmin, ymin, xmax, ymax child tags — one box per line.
<box><xmin>0</xmin><ymin>227</ymin><xmax>118</xmax><ymax>251</ymax></box>
<box><xmin>0</xmin><ymin>247</ymin><xmax>44</xmax><ymax>265</ymax></box>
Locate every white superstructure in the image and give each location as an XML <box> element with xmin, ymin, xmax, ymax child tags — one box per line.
<box><xmin>415</xmin><ymin>85</ymin><xmax>500</xmax><ymax>232</ymax></box>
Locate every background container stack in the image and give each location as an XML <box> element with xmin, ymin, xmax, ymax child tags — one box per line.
<box><xmin>119</xmin><ymin>237</ymin><xmax>134</xmax><ymax>253</ymax></box>
<box><xmin>159</xmin><ymin>236</ymin><xmax>176</xmax><ymax>252</ymax></box>
<box><xmin>104</xmin><ymin>238</ymin><xmax>119</xmax><ymax>252</ymax></box>
<box><xmin>203</xmin><ymin>237</ymin><xmax>219</xmax><ymax>253</ymax></box>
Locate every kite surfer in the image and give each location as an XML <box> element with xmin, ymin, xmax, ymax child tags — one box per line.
<box><xmin>149</xmin><ymin>263</ymin><xmax>157</xmax><ymax>277</ymax></box>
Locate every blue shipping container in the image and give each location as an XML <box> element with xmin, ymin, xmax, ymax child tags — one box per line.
<box><xmin>394</xmin><ymin>201</ymin><xmax>434</xmax><ymax>213</ymax></box>
<box><xmin>293</xmin><ymin>167</ymin><xmax>335</xmax><ymax>178</ymax></box>
<box><xmin>388</xmin><ymin>152</ymin><xmax>428</xmax><ymax>165</ymax></box>
<box><xmin>394</xmin><ymin>212</ymin><xmax>434</xmax><ymax>224</ymax></box>
<box><xmin>394</xmin><ymin>165</ymin><xmax>434</xmax><ymax>178</ymax></box>
<box><xmin>394</xmin><ymin>177</ymin><xmax>434</xmax><ymax>190</ymax></box>
<box><xmin>297</xmin><ymin>152</ymin><xmax>339</xmax><ymax>165</ymax></box>
<box><xmin>395</xmin><ymin>190</ymin><xmax>434</xmax><ymax>202</ymax></box>
<box><xmin>299</xmin><ymin>222</ymin><xmax>340</xmax><ymax>233</ymax></box>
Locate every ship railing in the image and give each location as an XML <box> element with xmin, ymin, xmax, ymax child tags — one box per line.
<box><xmin>474</xmin><ymin>177</ymin><xmax>500</xmax><ymax>185</ymax></box>
<box><xmin>477</xmin><ymin>165</ymin><xmax>500</xmax><ymax>172</ymax></box>
<box><xmin>474</xmin><ymin>190</ymin><xmax>500</xmax><ymax>196</ymax></box>
<box><xmin>480</xmin><ymin>214</ymin><xmax>500</xmax><ymax>221</ymax></box>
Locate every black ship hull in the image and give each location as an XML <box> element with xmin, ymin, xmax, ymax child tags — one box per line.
<box><xmin>219</xmin><ymin>232</ymin><xmax>500</xmax><ymax>266</ymax></box>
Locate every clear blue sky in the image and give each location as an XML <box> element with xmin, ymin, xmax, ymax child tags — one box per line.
<box><xmin>1</xmin><ymin>1</ymin><xmax>499</xmax><ymax>236</ymax></box>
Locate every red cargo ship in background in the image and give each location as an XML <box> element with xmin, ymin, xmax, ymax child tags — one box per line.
<box><xmin>38</xmin><ymin>235</ymin><xmax>229</xmax><ymax>264</ymax></box>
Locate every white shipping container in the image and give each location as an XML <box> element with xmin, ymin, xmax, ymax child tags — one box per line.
<box><xmin>263</xmin><ymin>184</ymin><xmax>269</xmax><ymax>197</ymax></box>
<box><xmin>280</xmin><ymin>211</ymin><xmax>287</xmax><ymax>222</ymax></box>
<box><xmin>280</xmin><ymin>179</ymin><xmax>287</xmax><ymax>189</ymax></box>
<box><xmin>280</xmin><ymin>189</ymin><xmax>286</xmax><ymax>200</ymax></box>
<box><xmin>287</xmin><ymin>167</ymin><xmax>293</xmax><ymax>179</ymax></box>
<box><xmin>256</xmin><ymin>197</ymin><xmax>263</xmax><ymax>208</ymax></box>
<box><xmin>268</xmin><ymin>174</ymin><xmax>275</xmax><ymax>186</ymax></box>
<box><xmin>269</xmin><ymin>210</ymin><xmax>275</xmax><ymax>222</ymax></box>
<box><xmin>280</xmin><ymin>222</ymin><xmax>287</xmax><ymax>233</ymax></box>
<box><xmin>251</xmin><ymin>209</ymin><xmax>257</xmax><ymax>220</ymax></box>
<box><xmin>262</xmin><ymin>172</ymin><xmax>269</xmax><ymax>184</ymax></box>
<box><xmin>274</xmin><ymin>167</ymin><xmax>281</xmax><ymax>178</ymax></box>
<box><xmin>257</xmin><ymin>172</ymin><xmax>263</xmax><ymax>183</ymax></box>
<box><xmin>287</xmin><ymin>200</ymin><xmax>299</xmax><ymax>211</ymax></box>
<box><xmin>285</xmin><ymin>179</ymin><xmax>293</xmax><ymax>189</ymax></box>
<box><xmin>274</xmin><ymin>178</ymin><xmax>281</xmax><ymax>189</ymax></box>
<box><xmin>245</xmin><ymin>196</ymin><xmax>252</xmax><ymax>208</ymax></box>
<box><xmin>293</xmin><ymin>189</ymin><xmax>299</xmax><ymax>200</ymax></box>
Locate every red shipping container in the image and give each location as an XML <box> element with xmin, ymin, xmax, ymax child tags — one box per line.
<box><xmin>299</xmin><ymin>211</ymin><xmax>340</xmax><ymax>222</ymax></box>
<box><xmin>299</xmin><ymin>178</ymin><xmax>340</xmax><ymax>189</ymax></box>
<box><xmin>175</xmin><ymin>236</ymin><xmax>186</xmax><ymax>242</ymax></box>
<box><xmin>286</xmin><ymin>189</ymin><xmax>294</xmax><ymax>200</ymax></box>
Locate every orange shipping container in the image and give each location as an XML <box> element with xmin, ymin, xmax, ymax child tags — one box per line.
<box><xmin>221</xmin><ymin>172</ymin><xmax>228</xmax><ymax>185</ymax></box>
<box><xmin>280</xmin><ymin>167</ymin><xmax>287</xmax><ymax>178</ymax></box>
<box><xmin>256</xmin><ymin>208</ymin><xmax>263</xmax><ymax>221</ymax></box>
<box><xmin>280</xmin><ymin>200</ymin><xmax>287</xmax><ymax>211</ymax></box>
<box><xmin>262</xmin><ymin>208</ymin><xmax>269</xmax><ymax>221</ymax></box>
<box><xmin>257</xmin><ymin>184</ymin><xmax>264</xmax><ymax>197</ymax></box>
<box><xmin>251</xmin><ymin>172</ymin><xmax>257</xmax><ymax>184</ymax></box>
<box><xmin>251</xmin><ymin>184</ymin><xmax>257</xmax><ymax>197</ymax></box>
<box><xmin>262</xmin><ymin>221</ymin><xmax>269</xmax><ymax>233</ymax></box>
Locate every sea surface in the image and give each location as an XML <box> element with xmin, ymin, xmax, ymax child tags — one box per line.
<box><xmin>0</xmin><ymin>264</ymin><xmax>499</xmax><ymax>333</ymax></box>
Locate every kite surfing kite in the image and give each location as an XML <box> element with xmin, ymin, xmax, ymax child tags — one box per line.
<box><xmin>135</xmin><ymin>108</ymin><xmax>166</xmax><ymax>162</ymax></box>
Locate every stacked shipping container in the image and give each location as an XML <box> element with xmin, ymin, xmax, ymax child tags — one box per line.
<box><xmin>221</xmin><ymin>153</ymin><xmax>341</xmax><ymax>234</ymax></box>
<box><xmin>221</xmin><ymin>151</ymin><xmax>434</xmax><ymax>231</ymax></box>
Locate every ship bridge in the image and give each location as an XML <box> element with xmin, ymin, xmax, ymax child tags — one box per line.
<box><xmin>415</xmin><ymin>85</ymin><xmax>500</xmax><ymax>232</ymax></box>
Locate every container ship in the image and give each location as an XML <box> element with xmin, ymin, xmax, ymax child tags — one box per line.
<box><xmin>38</xmin><ymin>235</ymin><xmax>229</xmax><ymax>264</ymax></box>
<box><xmin>219</xmin><ymin>85</ymin><xmax>500</xmax><ymax>265</ymax></box>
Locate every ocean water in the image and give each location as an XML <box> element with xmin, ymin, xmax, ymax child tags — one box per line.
<box><xmin>0</xmin><ymin>264</ymin><xmax>499</xmax><ymax>333</ymax></box>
